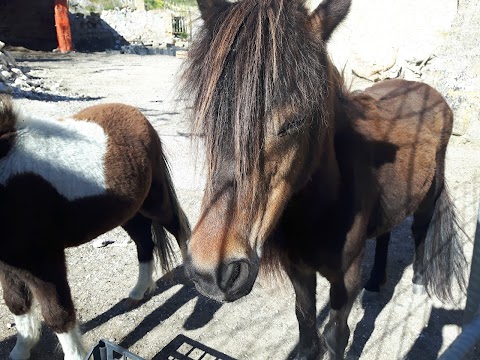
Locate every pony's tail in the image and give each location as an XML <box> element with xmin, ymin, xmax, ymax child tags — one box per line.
<box><xmin>162</xmin><ymin>153</ymin><xmax>191</xmax><ymax>258</ymax></box>
<box><xmin>151</xmin><ymin>220</ymin><xmax>176</xmax><ymax>273</ymax></box>
<box><xmin>424</xmin><ymin>184</ymin><xmax>467</xmax><ymax>302</ymax></box>
<box><xmin>151</xmin><ymin>154</ymin><xmax>191</xmax><ymax>272</ymax></box>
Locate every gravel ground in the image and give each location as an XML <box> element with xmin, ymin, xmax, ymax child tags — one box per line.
<box><xmin>0</xmin><ymin>9</ymin><xmax>479</xmax><ymax>359</ymax></box>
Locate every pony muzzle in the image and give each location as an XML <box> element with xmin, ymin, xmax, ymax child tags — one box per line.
<box><xmin>185</xmin><ymin>256</ymin><xmax>258</xmax><ymax>302</ymax></box>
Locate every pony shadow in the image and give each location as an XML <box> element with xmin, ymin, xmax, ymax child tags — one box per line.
<box><xmin>0</xmin><ymin>268</ymin><xmax>222</xmax><ymax>360</ymax></box>
<box><xmin>137</xmin><ymin>108</ymin><xmax>181</xmax><ymax>122</ymax></box>
<box><xmin>83</xmin><ymin>265</ymin><xmax>222</xmax><ymax>335</ymax></box>
<box><xmin>11</xmin><ymin>90</ymin><xmax>104</xmax><ymax>102</ymax></box>
<box><xmin>404</xmin><ymin>307</ymin><xmax>463</xmax><ymax>360</ymax></box>
<box><xmin>346</xmin><ymin>219</ymin><xmax>414</xmax><ymax>358</ymax></box>
<box><xmin>80</xmin><ymin>265</ymin><xmax>222</xmax><ymax>352</ymax></box>
<box><xmin>0</xmin><ymin>324</ymin><xmax>61</xmax><ymax>360</ymax></box>
<box><xmin>118</xmin><ymin>286</ymin><xmax>222</xmax><ymax>351</ymax></box>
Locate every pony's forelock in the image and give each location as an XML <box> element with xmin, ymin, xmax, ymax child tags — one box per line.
<box><xmin>182</xmin><ymin>0</ymin><xmax>331</xmax><ymax>201</ymax></box>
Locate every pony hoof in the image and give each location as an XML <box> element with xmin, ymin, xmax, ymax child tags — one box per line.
<box><xmin>412</xmin><ymin>283</ymin><xmax>426</xmax><ymax>295</ymax></box>
<box><xmin>124</xmin><ymin>298</ymin><xmax>141</xmax><ymax>308</ymax></box>
<box><xmin>364</xmin><ymin>282</ymin><xmax>381</xmax><ymax>292</ymax></box>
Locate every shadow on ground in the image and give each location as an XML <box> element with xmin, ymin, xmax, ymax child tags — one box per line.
<box><xmin>0</xmin><ymin>222</ymin><xmax>467</xmax><ymax>359</ymax></box>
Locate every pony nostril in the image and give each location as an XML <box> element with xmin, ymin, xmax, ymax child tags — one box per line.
<box><xmin>225</xmin><ymin>262</ymin><xmax>241</xmax><ymax>289</ymax></box>
<box><xmin>219</xmin><ymin>260</ymin><xmax>250</xmax><ymax>293</ymax></box>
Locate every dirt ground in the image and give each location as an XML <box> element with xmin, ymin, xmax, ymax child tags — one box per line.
<box><xmin>0</xmin><ymin>41</ymin><xmax>479</xmax><ymax>360</ymax></box>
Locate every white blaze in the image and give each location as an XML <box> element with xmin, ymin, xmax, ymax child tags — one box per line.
<box><xmin>0</xmin><ymin>114</ymin><xmax>108</xmax><ymax>200</ymax></box>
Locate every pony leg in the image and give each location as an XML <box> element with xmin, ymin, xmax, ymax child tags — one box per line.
<box><xmin>0</xmin><ymin>269</ymin><xmax>40</xmax><ymax>360</ymax></box>
<box><xmin>324</xmin><ymin>251</ymin><xmax>364</xmax><ymax>359</ymax></box>
<box><xmin>364</xmin><ymin>232</ymin><xmax>391</xmax><ymax>292</ymax></box>
<box><xmin>56</xmin><ymin>327</ymin><xmax>85</xmax><ymax>360</ymax></box>
<box><xmin>411</xmin><ymin>209</ymin><xmax>433</xmax><ymax>295</ymax></box>
<box><xmin>287</xmin><ymin>266</ymin><xmax>319</xmax><ymax>360</ymax></box>
<box><xmin>122</xmin><ymin>214</ymin><xmax>156</xmax><ymax>302</ymax></box>
<box><xmin>28</xmin><ymin>257</ymin><xmax>86</xmax><ymax>360</ymax></box>
<box><xmin>410</xmin><ymin>178</ymin><xmax>436</xmax><ymax>295</ymax></box>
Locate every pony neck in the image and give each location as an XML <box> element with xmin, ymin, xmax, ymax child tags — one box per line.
<box><xmin>310</xmin><ymin>64</ymin><xmax>346</xmax><ymax>204</ymax></box>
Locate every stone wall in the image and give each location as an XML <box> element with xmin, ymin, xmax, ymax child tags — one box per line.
<box><xmin>323</xmin><ymin>0</ymin><xmax>458</xmax><ymax>83</ymax></box>
<box><xmin>421</xmin><ymin>0</ymin><xmax>480</xmax><ymax>140</ymax></box>
<box><xmin>69</xmin><ymin>12</ymin><xmax>128</xmax><ymax>52</ymax></box>
<box><xmin>101</xmin><ymin>8</ymin><xmax>173</xmax><ymax>46</ymax></box>
<box><xmin>0</xmin><ymin>0</ymin><xmax>57</xmax><ymax>51</ymax></box>
<box><xmin>70</xmin><ymin>8</ymin><xmax>175</xmax><ymax>52</ymax></box>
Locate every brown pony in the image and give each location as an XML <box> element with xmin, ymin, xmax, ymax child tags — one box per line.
<box><xmin>0</xmin><ymin>95</ymin><xmax>190</xmax><ymax>360</ymax></box>
<box><xmin>182</xmin><ymin>0</ymin><xmax>466</xmax><ymax>359</ymax></box>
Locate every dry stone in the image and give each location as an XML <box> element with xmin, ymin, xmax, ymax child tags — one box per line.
<box><xmin>421</xmin><ymin>0</ymin><xmax>480</xmax><ymax>140</ymax></box>
<box><xmin>0</xmin><ymin>40</ymin><xmax>61</xmax><ymax>97</ymax></box>
<box><xmin>306</xmin><ymin>0</ymin><xmax>458</xmax><ymax>83</ymax></box>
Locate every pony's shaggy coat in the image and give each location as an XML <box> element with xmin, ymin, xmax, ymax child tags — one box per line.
<box><xmin>184</xmin><ymin>0</ymin><xmax>466</xmax><ymax>359</ymax></box>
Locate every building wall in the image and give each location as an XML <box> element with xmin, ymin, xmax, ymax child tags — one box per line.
<box><xmin>0</xmin><ymin>0</ymin><xmax>57</xmax><ymax>51</ymax></box>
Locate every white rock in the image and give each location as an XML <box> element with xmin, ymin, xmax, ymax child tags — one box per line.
<box><xmin>1</xmin><ymin>70</ymin><xmax>11</xmax><ymax>79</ymax></box>
<box><xmin>2</xmin><ymin>50</ymin><xmax>17</xmax><ymax>67</ymax></box>
<box><xmin>0</xmin><ymin>41</ymin><xmax>5</xmax><ymax>50</ymax></box>
<box><xmin>13</xmin><ymin>77</ymin><xmax>27</xmax><ymax>86</ymax></box>
<box><xmin>0</xmin><ymin>55</ymin><xmax>8</xmax><ymax>67</ymax></box>
<box><xmin>11</xmin><ymin>68</ymin><xmax>23</xmax><ymax>75</ymax></box>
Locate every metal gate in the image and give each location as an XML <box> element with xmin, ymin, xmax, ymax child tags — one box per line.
<box><xmin>172</xmin><ymin>15</ymin><xmax>190</xmax><ymax>39</ymax></box>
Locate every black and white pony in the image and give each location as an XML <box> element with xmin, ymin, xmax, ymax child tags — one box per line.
<box><xmin>0</xmin><ymin>95</ymin><xmax>190</xmax><ymax>360</ymax></box>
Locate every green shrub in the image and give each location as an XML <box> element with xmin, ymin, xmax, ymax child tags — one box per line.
<box><xmin>145</xmin><ymin>0</ymin><xmax>165</xmax><ymax>10</ymax></box>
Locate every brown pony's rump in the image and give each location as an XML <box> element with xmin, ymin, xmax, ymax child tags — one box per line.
<box><xmin>0</xmin><ymin>96</ymin><xmax>190</xmax><ymax>360</ymax></box>
<box><xmin>183</xmin><ymin>0</ymin><xmax>466</xmax><ymax>359</ymax></box>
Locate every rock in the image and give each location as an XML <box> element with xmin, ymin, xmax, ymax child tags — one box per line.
<box><xmin>2</xmin><ymin>50</ymin><xmax>16</xmax><ymax>67</ymax></box>
<box><xmin>328</xmin><ymin>0</ymin><xmax>458</xmax><ymax>85</ymax></box>
<box><xmin>1</xmin><ymin>70</ymin><xmax>11</xmax><ymax>80</ymax></box>
<box><xmin>0</xmin><ymin>41</ymin><xmax>4</xmax><ymax>50</ymax></box>
<box><xmin>421</xmin><ymin>0</ymin><xmax>480</xmax><ymax>142</ymax></box>
<box><xmin>0</xmin><ymin>39</ymin><xmax>62</xmax><ymax>97</ymax></box>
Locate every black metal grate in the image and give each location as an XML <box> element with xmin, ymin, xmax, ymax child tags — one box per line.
<box><xmin>85</xmin><ymin>339</ymin><xmax>145</xmax><ymax>360</ymax></box>
<box><xmin>155</xmin><ymin>334</ymin><xmax>237</xmax><ymax>360</ymax></box>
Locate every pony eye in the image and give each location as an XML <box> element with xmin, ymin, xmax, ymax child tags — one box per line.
<box><xmin>277</xmin><ymin>117</ymin><xmax>305</xmax><ymax>137</ymax></box>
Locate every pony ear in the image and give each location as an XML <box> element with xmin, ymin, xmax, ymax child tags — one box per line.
<box><xmin>197</xmin><ymin>0</ymin><xmax>230</xmax><ymax>24</ymax></box>
<box><xmin>308</xmin><ymin>0</ymin><xmax>351</xmax><ymax>42</ymax></box>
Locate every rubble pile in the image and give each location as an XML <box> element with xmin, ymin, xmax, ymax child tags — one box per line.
<box><xmin>0</xmin><ymin>40</ymin><xmax>60</xmax><ymax>96</ymax></box>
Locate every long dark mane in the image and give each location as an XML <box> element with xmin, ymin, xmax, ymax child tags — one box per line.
<box><xmin>182</xmin><ymin>0</ymin><xmax>331</xmax><ymax>195</ymax></box>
